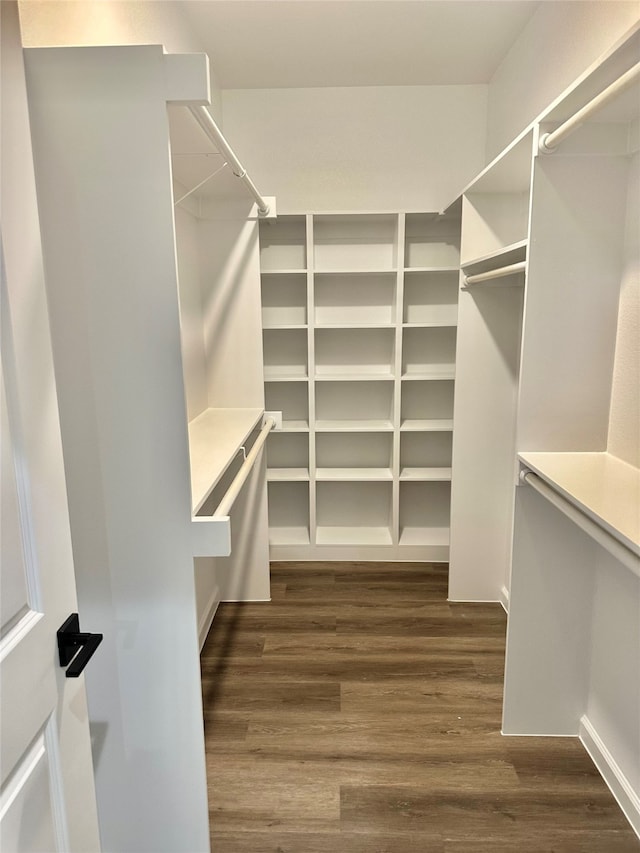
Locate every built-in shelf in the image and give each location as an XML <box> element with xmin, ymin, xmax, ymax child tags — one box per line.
<box><xmin>315</xmin><ymin>419</ymin><xmax>394</xmax><ymax>432</ymax></box>
<box><xmin>259</xmin><ymin>211</ymin><xmax>461</xmax><ymax>558</ymax></box>
<box><xmin>400</xmin><ymin>467</ymin><xmax>452</xmax><ymax>481</ymax></box>
<box><xmin>267</xmin><ymin>468</ymin><xmax>310</xmax><ymax>482</ymax></box>
<box><xmin>462</xmin><ymin>239</ymin><xmax>528</xmax><ymax>275</ymax></box>
<box><xmin>188</xmin><ymin>407</ymin><xmax>263</xmax><ymax>514</ymax></box>
<box><xmin>518</xmin><ymin>451</ymin><xmax>640</xmax><ymax>555</ymax></box>
<box><xmin>316</xmin><ymin>467</ymin><xmax>393</xmax><ymax>481</ymax></box>
<box><xmin>400</xmin><ymin>418</ymin><xmax>454</xmax><ymax>432</ymax></box>
<box><xmin>316</xmin><ymin>526</ymin><xmax>393</xmax><ymax>546</ymax></box>
<box><xmin>402</xmin><ymin>368</ymin><xmax>456</xmax><ymax>381</ymax></box>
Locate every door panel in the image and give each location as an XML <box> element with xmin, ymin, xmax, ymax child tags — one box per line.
<box><xmin>0</xmin><ymin>4</ymin><xmax>101</xmax><ymax>850</ymax></box>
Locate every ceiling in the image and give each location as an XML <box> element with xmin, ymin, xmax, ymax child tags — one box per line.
<box><xmin>181</xmin><ymin>0</ymin><xmax>541</xmax><ymax>89</ymax></box>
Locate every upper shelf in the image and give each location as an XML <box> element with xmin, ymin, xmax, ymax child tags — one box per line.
<box><xmin>188</xmin><ymin>407</ymin><xmax>263</xmax><ymax>514</ymax></box>
<box><xmin>519</xmin><ymin>451</ymin><xmax>640</xmax><ymax>556</ymax></box>
<box><xmin>462</xmin><ymin>240</ymin><xmax>527</xmax><ymax>275</ymax></box>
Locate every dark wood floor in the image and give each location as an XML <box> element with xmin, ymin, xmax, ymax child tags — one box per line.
<box><xmin>201</xmin><ymin>562</ymin><xmax>638</xmax><ymax>852</ymax></box>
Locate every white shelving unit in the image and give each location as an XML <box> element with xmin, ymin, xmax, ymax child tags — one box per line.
<box><xmin>260</xmin><ymin>211</ymin><xmax>461</xmax><ymax>560</ymax></box>
<box><xmin>445</xmin><ymin>26</ymin><xmax>640</xmax><ymax>836</ymax></box>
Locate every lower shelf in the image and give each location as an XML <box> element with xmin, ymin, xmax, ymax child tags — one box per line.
<box><xmin>399</xmin><ymin>526</ymin><xmax>450</xmax><ymax>547</ymax></box>
<box><xmin>316</xmin><ymin>526</ymin><xmax>393</xmax><ymax>546</ymax></box>
<box><xmin>268</xmin><ymin>526</ymin><xmax>310</xmax><ymax>546</ymax></box>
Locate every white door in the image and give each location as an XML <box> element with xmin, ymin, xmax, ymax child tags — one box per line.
<box><xmin>0</xmin><ymin>3</ymin><xmax>102</xmax><ymax>851</ymax></box>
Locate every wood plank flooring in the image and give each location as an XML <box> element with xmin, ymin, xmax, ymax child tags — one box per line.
<box><xmin>201</xmin><ymin>562</ymin><xmax>639</xmax><ymax>852</ymax></box>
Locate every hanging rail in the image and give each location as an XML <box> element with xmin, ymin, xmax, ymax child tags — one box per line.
<box><xmin>214</xmin><ymin>417</ymin><xmax>275</xmax><ymax>517</ymax></box>
<box><xmin>188</xmin><ymin>105</ymin><xmax>270</xmax><ymax>216</ymax></box>
<box><xmin>539</xmin><ymin>61</ymin><xmax>640</xmax><ymax>154</ymax></box>
<box><xmin>463</xmin><ymin>261</ymin><xmax>526</xmax><ymax>286</ymax></box>
<box><xmin>520</xmin><ymin>469</ymin><xmax>640</xmax><ymax>578</ymax></box>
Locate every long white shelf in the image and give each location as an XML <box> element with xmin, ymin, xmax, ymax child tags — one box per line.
<box><xmin>269</xmin><ymin>526</ymin><xmax>310</xmax><ymax>546</ymax></box>
<box><xmin>400</xmin><ymin>419</ymin><xmax>454</xmax><ymax>432</ymax></box>
<box><xmin>315</xmin><ymin>419</ymin><xmax>394</xmax><ymax>432</ymax></box>
<box><xmin>267</xmin><ymin>468</ymin><xmax>310</xmax><ymax>482</ymax></box>
<box><xmin>402</xmin><ymin>367</ymin><xmax>456</xmax><ymax>381</ymax></box>
<box><xmin>400</xmin><ymin>467</ymin><xmax>452</xmax><ymax>481</ymax></box>
<box><xmin>188</xmin><ymin>407</ymin><xmax>263</xmax><ymax>514</ymax></box>
<box><xmin>316</xmin><ymin>526</ymin><xmax>393</xmax><ymax>546</ymax></box>
<box><xmin>399</xmin><ymin>526</ymin><xmax>450</xmax><ymax>546</ymax></box>
<box><xmin>316</xmin><ymin>467</ymin><xmax>393</xmax><ymax>481</ymax></box>
<box><xmin>519</xmin><ymin>451</ymin><xmax>640</xmax><ymax>555</ymax></box>
<box><xmin>314</xmin><ymin>371</ymin><xmax>395</xmax><ymax>382</ymax></box>
<box><xmin>461</xmin><ymin>239</ymin><xmax>527</xmax><ymax>275</ymax></box>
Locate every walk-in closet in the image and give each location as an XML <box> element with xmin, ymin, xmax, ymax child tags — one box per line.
<box><xmin>2</xmin><ymin>2</ymin><xmax>639</xmax><ymax>851</ymax></box>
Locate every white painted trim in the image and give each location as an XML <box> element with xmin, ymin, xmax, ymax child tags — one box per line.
<box><xmin>579</xmin><ymin>715</ymin><xmax>640</xmax><ymax>839</ymax></box>
<box><xmin>499</xmin><ymin>585</ymin><xmax>510</xmax><ymax>613</ymax></box>
<box><xmin>198</xmin><ymin>588</ymin><xmax>220</xmax><ymax>652</ymax></box>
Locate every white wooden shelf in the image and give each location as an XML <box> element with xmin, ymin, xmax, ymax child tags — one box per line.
<box><xmin>400</xmin><ymin>467</ymin><xmax>452</xmax><ymax>481</ymax></box>
<box><xmin>315</xmin><ymin>323</ymin><xmax>395</xmax><ymax>330</ymax></box>
<box><xmin>315</xmin><ymin>371</ymin><xmax>395</xmax><ymax>381</ymax></box>
<box><xmin>269</xmin><ymin>526</ymin><xmax>310</xmax><ymax>546</ymax></box>
<box><xmin>462</xmin><ymin>239</ymin><xmax>527</xmax><ymax>275</ymax></box>
<box><xmin>402</xmin><ymin>367</ymin><xmax>456</xmax><ymax>381</ymax></box>
<box><xmin>403</xmin><ymin>320</ymin><xmax>457</xmax><ymax>329</ymax></box>
<box><xmin>261</xmin><ymin>269</ymin><xmax>307</xmax><ymax>276</ymax></box>
<box><xmin>400</xmin><ymin>418</ymin><xmax>454</xmax><ymax>432</ymax></box>
<box><xmin>262</xmin><ymin>323</ymin><xmax>308</xmax><ymax>330</ymax></box>
<box><xmin>188</xmin><ymin>407</ymin><xmax>263</xmax><ymax>513</ymax></box>
<box><xmin>404</xmin><ymin>266</ymin><xmax>459</xmax><ymax>273</ymax></box>
<box><xmin>399</xmin><ymin>527</ymin><xmax>449</xmax><ymax>546</ymax></box>
<box><xmin>280</xmin><ymin>420</ymin><xmax>309</xmax><ymax>432</ymax></box>
<box><xmin>315</xmin><ymin>419</ymin><xmax>394</xmax><ymax>432</ymax></box>
<box><xmin>267</xmin><ymin>468</ymin><xmax>310</xmax><ymax>482</ymax></box>
<box><xmin>316</xmin><ymin>467</ymin><xmax>393</xmax><ymax>481</ymax></box>
<box><xmin>518</xmin><ymin>451</ymin><xmax>640</xmax><ymax>555</ymax></box>
<box><xmin>263</xmin><ymin>369</ymin><xmax>309</xmax><ymax>381</ymax></box>
<box><xmin>316</xmin><ymin>526</ymin><xmax>393</xmax><ymax>546</ymax></box>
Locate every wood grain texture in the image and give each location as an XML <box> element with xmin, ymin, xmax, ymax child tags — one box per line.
<box><xmin>201</xmin><ymin>562</ymin><xmax>639</xmax><ymax>851</ymax></box>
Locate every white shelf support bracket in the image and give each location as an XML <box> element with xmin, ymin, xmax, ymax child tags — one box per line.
<box><xmin>188</xmin><ymin>104</ymin><xmax>271</xmax><ymax>216</ymax></box>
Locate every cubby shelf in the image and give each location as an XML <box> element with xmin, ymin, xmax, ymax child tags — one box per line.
<box><xmin>259</xmin><ymin>211</ymin><xmax>461</xmax><ymax>558</ymax></box>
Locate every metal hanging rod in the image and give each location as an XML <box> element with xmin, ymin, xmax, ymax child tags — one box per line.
<box><xmin>188</xmin><ymin>105</ymin><xmax>270</xmax><ymax>216</ymax></box>
<box><xmin>520</xmin><ymin>469</ymin><xmax>640</xmax><ymax>578</ymax></box>
<box><xmin>463</xmin><ymin>261</ymin><xmax>526</xmax><ymax>286</ymax></box>
<box><xmin>214</xmin><ymin>417</ymin><xmax>275</xmax><ymax>517</ymax></box>
<box><xmin>539</xmin><ymin>61</ymin><xmax>640</xmax><ymax>154</ymax></box>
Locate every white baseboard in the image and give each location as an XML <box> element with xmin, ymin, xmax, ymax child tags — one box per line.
<box><xmin>499</xmin><ymin>585</ymin><xmax>510</xmax><ymax>613</ymax></box>
<box><xmin>579</xmin><ymin>715</ymin><xmax>640</xmax><ymax>838</ymax></box>
<box><xmin>198</xmin><ymin>587</ymin><xmax>220</xmax><ymax>651</ymax></box>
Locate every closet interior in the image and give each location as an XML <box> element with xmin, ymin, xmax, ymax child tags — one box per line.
<box><xmin>16</xmin><ymin>12</ymin><xmax>640</xmax><ymax>850</ymax></box>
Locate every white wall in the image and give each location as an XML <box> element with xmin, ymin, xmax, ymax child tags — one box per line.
<box><xmin>221</xmin><ymin>85</ymin><xmax>488</xmax><ymax>212</ymax></box>
<box><xmin>18</xmin><ymin>0</ymin><xmax>223</xmax><ymax>120</ymax></box>
<box><xmin>486</xmin><ymin>1</ymin><xmax>639</xmax><ymax>159</ymax></box>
